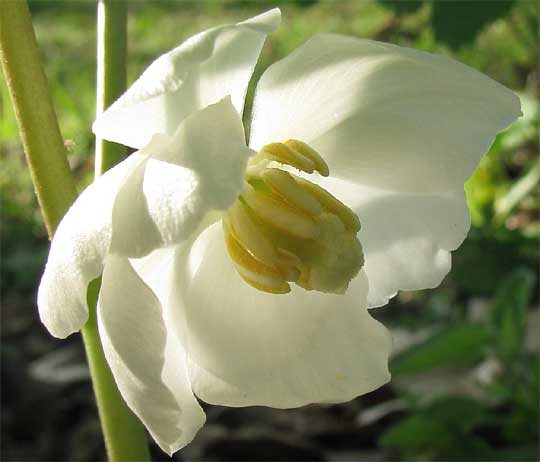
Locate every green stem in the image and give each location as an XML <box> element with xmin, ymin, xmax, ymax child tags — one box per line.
<box><xmin>95</xmin><ymin>0</ymin><xmax>128</xmax><ymax>175</ymax></box>
<box><xmin>0</xmin><ymin>0</ymin><xmax>77</xmax><ymax>234</ymax></box>
<box><xmin>85</xmin><ymin>279</ymin><xmax>151</xmax><ymax>462</ymax></box>
<box><xmin>92</xmin><ymin>1</ymin><xmax>151</xmax><ymax>458</ymax></box>
<box><xmin>1</xmin><ymin>2</ymin><xmax>150</xmax><ymax>460</ymax></box>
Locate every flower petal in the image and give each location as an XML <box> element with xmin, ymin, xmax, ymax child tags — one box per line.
<box><xmin>250</xmin><ymin>34</ymin><xmax>521</xmax><ymax>193</ymax></box>
<box><xmin>110</xmin><ymin>97</ymin><xmax>253</xmax><ymax>258</ymax></box>
<box><xmin>306</xmin><ymin>175</ymin><xmax>471</xmax><ymax>307</ymax></box>
<box><xmin>98</xmin><ymin>255</ymin><xmax>205</xmax><ymax>455</ymax></box>
<box><xmin>167</xmin><ymin>222</ymin><xmax>391</xmax><ymax>408</ymax></box>
<box><xmin>130</xmin><ymin>247</ymin><xmax>177</xmax><ymax>305</ymax></box>
<box><xmin>37</xmin><ymin>154</ymin><xmax>142</xmax><ymax>339</ymax></box>
<box><xmin>93</xmin><ymin>9</ymin><xmax>281</xmax><ymax>149</ymax></box>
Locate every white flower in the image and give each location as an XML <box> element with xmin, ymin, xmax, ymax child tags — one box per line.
<box><xmin>37</xmin><ymin>9</ymin><xmax>521</xmax><ymax>455</ymax></box>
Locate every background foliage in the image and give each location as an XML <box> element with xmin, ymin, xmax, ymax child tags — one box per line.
<box><xmin>1</xmin><ymin>1</ymin><xmax>538</xmax><ymax>461</ymax></box>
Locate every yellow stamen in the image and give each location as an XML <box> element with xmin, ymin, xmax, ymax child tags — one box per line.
<box><xmin>223</xmin><ymin>219</ymin><xmax>290</xmax><ymax>294</ymax></box>
<box><xmin>259</xmin><ymin>142</ymin><xmax>315</xmax><ymax>173</ymax></box>
<box><xmin>284</xmin><ymin>139</ymin><xmax>330</xmax><ymax>177</ymax></box>
<box><xmin>296</xmin><ymin>266</ymin><xmax>312</xmax><ymax>291</ymax></box>
<box><xmin>228</xmin><ymin>200</ymin><xmax>280</xmax><ymax>268</ymax></box>
<box><xmin>238</xmin><ymin>273</ymin><xmax>291</xmax><ymax>294</ymax></box>
<box><xmin>242</xmin><ymin>188</ymin><xmax>319</xmax><ymax>239</ymax></box>
<box><xmin>223</xmin><ymin>139</ymin><xmax>363</xmax><ymax>295</ymax></box>
<box><xmin>277</xmin><ymin>247</ymin><xmax>302</xmax><ymax>268</ymax></box>
<box><xmin>261</xmin><ymin>168</ymin><xmax>322</xmax><ymax>216</ymax></box>
<box><xmin>295</xmin><ymin>177</ymin><xmax>361</xmax><ymax>233</ymax></box>
<box><xmin>276</xmin><ymin>248</ymin><xmax>301</xmax><ymax>282</ymax></box>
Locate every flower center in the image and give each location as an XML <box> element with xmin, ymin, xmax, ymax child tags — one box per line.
<box><xmin>222</xmin><ymin>139</ymin><xmax>364</xmax><ymax>295</ymax></box>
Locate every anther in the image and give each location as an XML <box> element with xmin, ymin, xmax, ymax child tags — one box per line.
<box><xmin>223</xmin><ymin>218</ymin><xmax>290</xmax><ymax>294</ymax></box>
<box><xmin>259</xmin><ymin>142</ymin><xmax>315</xmax><ymax>173</ymax></box>
<box><xmin>276</xmin><ymin>248</ymin><xmax>302</xmax><ymax>282</ymax></box>
<box><xmin>295</xmin><ymin>177</ymin><xmax>361</xmax><ymax>233</ymax></box>
<box><xmin>284</xmin><ymin>139</ymin><xmax>330</xmax><ymax>177</ymax></box>
<box><xmin>228</xmin><ymin>200</ymin><xmax>280</xmax><ymax>269</ymax></box>
<box><xmin>223</xmin><ymin>139</ymin><xmax>363</xmax><ymax>295</ymax></box>
<box><xmin>241</xmin><ymin>188</ymin><xmax>319</xmax><ymax>239</ymax></box>
<box><xmin>261</xmin><ymin>168</ymin><xmax>322</xmax><ymax>216</ymax></box>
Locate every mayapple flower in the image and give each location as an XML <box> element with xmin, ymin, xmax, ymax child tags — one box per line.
<box><xmin>38</xmin><ymin>8</ymin><xmax>520</xmax><ymax>455</ymax></box>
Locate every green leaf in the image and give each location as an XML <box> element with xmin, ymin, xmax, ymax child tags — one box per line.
<box><xmin>380</xmin><ymin>397</ymin><xmax>491</xmax><ymax>458</ymax></box>
<box><xmin>498</xmin><ymin>92</ymin><xmax>539</xmax><ymax>152</ymax></box>
<box><xmin>495</xmin><ymin>160</ymin><xmax>540</xmax><ymax>219</ymax></box>
<box><xmin>391</xmin><ymin>324</ymin><xmax>492</xmax><ymax>376</ymax></box>
<box><xmin>432</xmin><ymin>0</ymin><xmax>516</xmax><ymax>50</ymax></box>
<box><xmin>376</xmin><ymin>0</ymin><xmax>425</xmax><ymax>14</ymax></box>
<box><xmin>492</xmin><ymin>445</ymin><xmax>540</xmax><ymax>461</ymax></box>
<box><xmin>426</xmin><ymin>397</ymin><xmax>488</xmax><ymax>431</ymax></box>
<box><xmin>451</xmin><ymin>229</ymin><xmax>537</xmax><ymax>296</ymax></box>
<box><xmin>491</xmin><ymin>268</ymin><xmax>535</xmax><ymax>358</ymax></box>
<box><xmin>380</xmin><ymin>413</ymin><xmax>452</xmax><ymax>453</ymax></box>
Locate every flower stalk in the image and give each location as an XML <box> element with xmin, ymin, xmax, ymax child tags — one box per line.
<box><xmin>0</xmin><ymin>0</ymin><xmax>78</xmax><ymax>235</ymax></box>
<box><xmin>95</xmin><ymin>0</ymin><xmax>128</xmax><ymax>176</ymax></box>
<box><xmin>1</xmin><ymin>1</ymin><xmax>149</xmax><ymax>460</ymax></box>
<box><xmin>91</xmin><ymin>1</ymin><xmax>151</xmax><ymax>459</ymax></box>
<box><xmin>84</xmin><ymin>279</ymin><xmax>151</xmax><ymax>462</ymax></box>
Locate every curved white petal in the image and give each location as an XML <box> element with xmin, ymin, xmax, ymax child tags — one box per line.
<box><xmin>307</xmin><ymin>175</ymin><xmax>471</xmax><ymax>307</ymax></box>
<box><xmin>93</xmin><ymin>9</ymin><xmax>281</xmax><ymax>149</ymax></box>
<box><xmin>98</xmin><ymin>255</ymin><xmax>205</xmax><ymax>455</ymax></box>
<box><xmin>37</xmin><ymin>154</ymin><xmax>142</xmax><ymax>339</ymax></box>
<box><xmin>360</xmin><ymin>188</ymin><xmax>470</xmax><ymax>307</ymax></box>
<box><xmin>109</xmin><ymin>98</ymin><xmax>253</xmax><ymax>258</ymax></box>
<box><xmin>167</xmin><ymin>222</ymin><xmax>391</xmax><ymax>408</ymax></box>
<box><xmin>250</xmin><ymin>34</ymin><xmax>521</xmax><ymax>193</ymax></box>
<box><xmin>130</xmin><ymin>247</ymin><xmax>177</xmax><ymax>304</ymax></box>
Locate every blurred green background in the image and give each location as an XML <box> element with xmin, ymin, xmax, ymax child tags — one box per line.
<box><xmin>1</xmin><ymin>1</ymin><xmax>538</xmax><ymax>461</ymax></box>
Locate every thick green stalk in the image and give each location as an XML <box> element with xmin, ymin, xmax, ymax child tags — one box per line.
<box><xmin>85</xmin><ymin>279</ymin><xmax>151</xmax><ymax>462</ymax></box>
<box><xmin>92</xmin><ymin>1</ymin><xmax>151</xmax><ymax>459</ymax></box>
<box><xmin>0</xmin><ymin>0</ymin><xmax>78</xmax><ymax>234</ymax></box>
<box><xmin>1</xmin><ymin>2</ymin><xmax>150</xmax><ymax>460</ymax></box>
<box><xmin>95</xmin><ymin>0</ymin><xmax>128</xmax><ymax>175</ymax></box>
